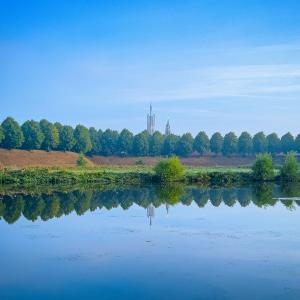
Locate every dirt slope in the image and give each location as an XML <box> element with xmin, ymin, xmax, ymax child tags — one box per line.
<box><xmin>90</xmin><ymin>155</ymin><xmax>255</xmax><ymax>167</ymax></box>
<box><xmin>0</xmin><ymin>149</ymin><xmax>256</xmax><ymax>168</ymax></box>
<box><xmin>0</xmin><ymin>149</ymin><xmax>93</xmax><ymax>168</ymax></box>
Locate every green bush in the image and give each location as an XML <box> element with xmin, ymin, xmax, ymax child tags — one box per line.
<box><xmin>280</xmin><ymin>152</ymin><xmax>299</xmax><ymax>182</ymax></box>
<box><xmin>154</xmin><ymin>156</ymin><xmax>184</xmax><ymax>182</ymax></box>
<box><xmin>77</xmin><ymin>153</ymin><xmax>88</xmax><ymax>167</ymax></box>
<box><xmin>135</xmin><ymin>159</ymin><xmax>145</xmax><ymax>166</ymax></box>
<box><xmin>252</xmin><ymin>154</ymin><xmax>274</xmax><ymax>181</ymax></box>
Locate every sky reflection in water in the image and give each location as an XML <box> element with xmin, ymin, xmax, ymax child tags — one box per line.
<box><xmin>0</xmin><ymin>184</ymin><xmax>300</xmax><ymax>300</ymax></box>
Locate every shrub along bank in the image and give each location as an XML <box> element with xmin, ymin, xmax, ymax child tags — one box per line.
<box><xmin>0</xmin><ymin>154</ymin><xmax>299</xmax><ymax>187</ymax></box>
<box><xmin>0</xmin><ymin>167</ymin><xmax>154</xmax><ymax>186</ymax></box>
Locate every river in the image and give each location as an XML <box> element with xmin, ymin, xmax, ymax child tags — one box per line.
<box><xmin>0</xmin><ymin>184</ymin><xmax>300</xmax><ymax>299</ymax></box>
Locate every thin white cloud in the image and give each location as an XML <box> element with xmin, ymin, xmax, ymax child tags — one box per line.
<box><xmin>126</xmin><ymin>64</ymin><xmax>300</xmax><ymax>102</ymax></box>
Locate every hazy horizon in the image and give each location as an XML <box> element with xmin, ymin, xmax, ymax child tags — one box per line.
<box><xmin>1</xmin><ymin>0</ymin><xmax>300</xmax><ymax>135</ymax></box>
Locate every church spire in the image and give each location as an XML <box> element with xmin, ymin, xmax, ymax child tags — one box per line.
<box><xmin>165</xmin><ymin>120</ymin><xmax>171</xmax><ymax>136</ymax></box>
<box><xmin>147</xmin><ymin>103</ymin><xmax>155</xmax><ymax>135</ymax></box>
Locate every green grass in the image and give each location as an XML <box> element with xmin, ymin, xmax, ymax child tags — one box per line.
<box><xmin>185</xmin><ymin>166</ymin><xmax>251</xmax><ymax>175</ymax></box>
<box><xmin>0</xmin><ymin>165</ymin><xmax>284</xmax><ymax>187</ymax></box>
<box><xmin>0</xmin><ymin>165</ymin><xmax>155</xmax><ymax>186</ymax></box>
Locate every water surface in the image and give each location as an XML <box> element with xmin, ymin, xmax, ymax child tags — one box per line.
<box><xmin>0</xmin><ymin>184</ymin><xmax>300</xmax><ymax>300</ymax></box>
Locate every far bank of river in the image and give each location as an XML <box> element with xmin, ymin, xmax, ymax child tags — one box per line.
<box><xmin>0</xmin><ymin>166</ymin><xmax>282</xmax><ymax>187</ymax></box>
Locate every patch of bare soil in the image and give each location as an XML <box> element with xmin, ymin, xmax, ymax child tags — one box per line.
<box><xmin>0</xmin><ymin>149</ymin><xmax>93</xmax><ymax>168</ymax></box>
<box><xmin>90</xmin><ymin>155</ymin><xmax>255</xmax><ymax>167</ymax></box>
<box><xmin>0</xmin><ymin>149</ymin><xmax>256</xmax><ymax>168</ymax></box>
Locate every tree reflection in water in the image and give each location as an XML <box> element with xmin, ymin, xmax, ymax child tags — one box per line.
<box><xmin>0</xmin><ymin>183</ymin><xmax>300</xmax><ymax>224</ymax></box>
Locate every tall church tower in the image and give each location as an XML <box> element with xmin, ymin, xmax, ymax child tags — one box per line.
<box><xmin>147</xmin><ymin>204</ymin><xmax>155</xmax><ymax>227</ymax></box>
<box><xmin>165</xmin><ymin>120</ymin><xmax>171</xmax><ymax>136</ymax></box>
<box><xmin>147</xmin><ymin>104</ymin><xmax>155</xmax><ymax>135</ymax></box>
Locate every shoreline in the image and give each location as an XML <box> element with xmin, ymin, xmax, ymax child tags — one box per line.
<box><xmin>0</xmin><ymin>166</ymin><xmax>282</xmax><ymax>187</ymax></box>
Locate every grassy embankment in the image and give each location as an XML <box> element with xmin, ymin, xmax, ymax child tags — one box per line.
<box><xmin>0</xmin><ymin>165</ymin><xmax>275</xmax><ymax>187</ymax></box>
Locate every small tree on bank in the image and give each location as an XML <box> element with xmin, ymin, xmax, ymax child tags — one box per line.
<box><xmin>252</xmin><ymin>154</ymin><xmax>274</xmax><ymax>181</ymax></box>
<box><xmin>77</xmin><ymin>152</ymin><xmax>88</xmax><ymax>167</ymax></box>
<box><xmin>154</xmin><ymin>156</ymin><xmax>184</xmax><ymax>182</ymax></box>
<box><xmin>280</xmin><ymin>152</ymin><xmax>299</xmax><ymax>182</ymax></box>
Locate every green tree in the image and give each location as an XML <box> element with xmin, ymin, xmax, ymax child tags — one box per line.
<box><xmin>162</xmin><ymin>134</ymin><xmax>179</xmax><ymax>156</ymax></box>
<box><xmin>2</xmin><ymin>195</ymin><xmax>24</xmax><ymax>224</ymax></box>
<box><xmin>21</xmin><ymin>120</ymin><xmax>44</xmax><ymax>150</ymax></box>
<box><xmin>238</xmin><ymin>132</ymin><xmax>253</xmax><ymax>156</ymax></box>
<box><xmin>222</xmin><ymin>132</ymin><xmax>238</xmax><ymax>156</ymax></box>
<box><xmin>132</xmin><ymin>131</ymin><xmax>149</xmax><ymax>156</ymax></box>
<box><xmin>73</xmin><ymin>125</ymin><xmax>92</xmax><ymax>154</ymax></box>
<box><xmin>210</xmin><ymin>132</ymin><xmax>223</xmax><ymax>155</ymax></box>
<box><xmin>266</xmin><ymin>133</ymin><xmax>281</xmax><ymax>155</ymax></box>
<box><xmin>295</xmin><ymin>134</ymin><xmax>300</xmax><ymax>154</ymax></box>
<box><xmin>149</xmin><ymin>131</ymin><xmax>164</xmax><ymax>156</ymax></box>
<box><xmin>40</xmin><ymin>119</ymin><xmax>59</xmax><ymax>151</ymax></box>
<box><xmin>154</xmin><ymin>156</ymin><xmax>184</xmax><ymax>182</ymax></box>
<box><xmin>54</xmin><ymin>122</ymin><xmax>63</xmax><ymax>132</ymax></box>
<box><xmin>253</xmin><ymin>132</ymin><xmax>267</xmax><ymax>154</ymax></box>
<box><xmin>58</xmin><ymin>125</ymin><xmax>76</xmax><ymax>151</ymax></box>
<box><xmin>281</xmin><ymin>132</ymin><xmax>295</xmax><ymax>154</ymax></box>
<box><xmin>280</xmin><ymin>152</ymin><xmax>299</xmax><ymax>182</ymax></box>
<box><xmin>77</xmin><ymin>152</ymin><xmax>88</xmax><ymax>167</ymax></box>
<box><xmin>117</xmin><ymin>129</ymin><xmax>133</xmax><ymax>156</ymax></box>
<box><xmin>1</xmin><ymin>117</ymin><xmax>24</xmax><ymax>149</ymax></box>
<box><xmin>0</xmin><ymin>125</ymin><xmax>5</xmax><ymax>146</ymax></box>
<box><xmin>251</xmin><ymin>183</ymin><xmax>274</xmax><ymax>207</ymax></box>
<box><xmin>22</xmin><ymin>196</ymin><xmax>45</xmax><ymax>222</ymax></box>
<box><xmin>223</xmin><ymin>189</ymin><xmax>237</xmax><ymax>207</ymax></box>
<box><xmin>100</xmin><ymin>129</ymin><xmax>119</xmax><ymax>156</ymax></box>
<box><xmin>252</xmin><ymin>154</ymin><xmax>274</xmax><ymax>181</ymax></box>
<box><xmin>155</xmin><ymin>184</ymin><xmax>185</xmax><ymax>205</ymax></box>
<box><xmin>176</xmin><ymin>133</ymin><xmax>193</xmax><ymax>157</ymax></box>
<box><xmin>194</xmin><ymin>131</ymin><xmax>209</xmax><ymax>155</ymax></box>
<box><xmin>89</xmin><ymin>127</ymin><xmax>102</xmax><ymax>155</ymax></box>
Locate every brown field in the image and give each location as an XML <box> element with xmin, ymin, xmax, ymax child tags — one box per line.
<box><xmin>0</xmin><ymin>148</ymin><xmax>256</xmax><ymax>168</ymax></box>
<box><xmin>0</xmin><ymin>149</ymin><xmax>93</xmax><ymax>168</ymax></box>
<box><xmin>90</xmin><ymin>155</ymin><xmax>255</xmax><ymax>167</ymax></box>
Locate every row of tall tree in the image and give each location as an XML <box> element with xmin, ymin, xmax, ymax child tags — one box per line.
<box><xmin>1</xmin><ymin>185</ymin><xmax>298</xmax><ymax>224</ymax></box>
<box><xmin>0</xmin><ymin>117</ymin><xmax>300</xmax><ymax>156</ymax></box>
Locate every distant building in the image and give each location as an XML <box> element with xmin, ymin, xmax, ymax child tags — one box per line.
<box><xmin>165</xmin><ymin>120</ymin><xmax>171</xmax><ymax>136</ymax></box>
<box><xmin>166</xmin><ymin>203</ymin><xmax>169</xmax><ymax>216</ymax></box>
<box><xmin>147</xmin><ymin>104</ymin><xmax>155</xmax><ymax>135</ymax></box>
<box><xmin>147</xmin><ymin>204</ymin><xmax>155</xmax><ymax>227</ymax></box>
<box><xmin>147</xmin><ymin>104</ymin><xmax>170</xmax><ymax>136</ymax></box>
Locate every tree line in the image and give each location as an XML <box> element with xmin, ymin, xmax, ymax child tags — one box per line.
<box><xmin>0</xmin><ymin>116</ymin><xmax>300</xmax><ymax>157</ymax></box>
<box><xmin>1</xmin><ymin>185</ymin><xmax>298</xmax><ymax>224</ymax></box>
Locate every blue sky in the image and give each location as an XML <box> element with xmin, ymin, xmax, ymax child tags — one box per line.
<box><xmin>1</xmin><ymin>0</ymin><xmax>300</xmax><ymax>136</ymax></box>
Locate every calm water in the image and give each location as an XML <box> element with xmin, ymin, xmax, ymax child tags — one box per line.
<box><xmin>0</xmin><ymin>184</ymin><xmax>300</xmax><ymax>300</ymax></box>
